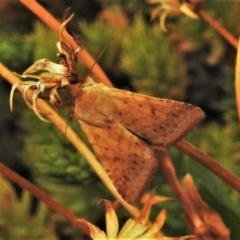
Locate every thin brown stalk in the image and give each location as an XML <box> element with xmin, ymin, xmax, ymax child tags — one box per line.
<box><xmin>199</xmin><ymin>10</ymin><xmax>238</xmax><ymax>49</ymax></box>
<box><xmin>19</xmin><ymin>0</ymin><xmax>113</xmax><ymax>87</ymax></box>
<box><xmin>0</xmin><ymin>163</ymin><xmax>90</xmax><ymax>235</ymax></box>
<box><xmin>154</xmin><ymin>148</ymin><xmax>212</xmax><ymax>239</ymax></box>
<box><xmin>174</xmin><ymin>140</ymin><xmax>240</xmax><ymax>194</ymax></box>
<box><xmin>235</xmin><ymin>36</ymin><xmax>240</xmax><ymax>121</ymax></box>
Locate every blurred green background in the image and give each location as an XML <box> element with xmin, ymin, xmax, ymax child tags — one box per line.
<box><xmin>1</xmin><ymin>0</ymin><xmax>240</xmax><ymax>239</ymax></box>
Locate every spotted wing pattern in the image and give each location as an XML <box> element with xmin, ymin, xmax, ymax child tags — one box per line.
<box><xmin>70</xmin><ymin>84</ymin><xmax>204</xmax><ymax>203</ymax></box>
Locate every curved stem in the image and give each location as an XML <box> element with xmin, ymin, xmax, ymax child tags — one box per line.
<box><xmin>235</xmin><ymin>36</ymin><xmax>240</xmax><ymax>121</ymax></box>
<box><xmin>174</xmin><ymin>140</ymin><xmax>240</xmax><ymax>194</ymax></box>
<box><xmin>199</xmin><ymin>10</ymin><xmax>238</xmax><ymax>49</ymax></box>
<box><xmin>0</xmin><ymin>163</ymin><xmax>90</xmax><ymax>235</ymax></box>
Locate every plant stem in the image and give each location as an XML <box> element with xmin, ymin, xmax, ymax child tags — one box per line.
<box><xmin>0</xmin><ymin>163</ymin><xmax>90</xmax><ymax>235</ymax></box>
<box><xmin>174</xmin><ymin>140</ymin><xmax>240</xmax><ymax>194</ymax></box>
<box><xmin>235</xmin><ymin>35</ymin><xmax>240</xmax><ymax>122</ymax></box>
<box><xmin>199</xmin><ymin>10</ymin><xmax>238</xmax><ymax>49</ymax></box>
<box><xmin>155</xmin><ymin>148</ymin><xmax>212</xmax><ymax>238</ymax></box>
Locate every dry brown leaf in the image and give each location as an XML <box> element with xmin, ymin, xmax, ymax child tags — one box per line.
<box><xmin>183</xmin><ymin>174</ymin><xmax>230</xmax><ymax>240</ymax></box>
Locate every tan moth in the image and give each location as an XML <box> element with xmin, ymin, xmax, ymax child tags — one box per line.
<box><xmin>67</xmin><ymin>82</ymin><xmax>204</xmax><ymax>204</ymax></box>
<box><xmin>10</xmin><ymin>14</ymin><xmax>205</xmax><ymax>204</ymax></box>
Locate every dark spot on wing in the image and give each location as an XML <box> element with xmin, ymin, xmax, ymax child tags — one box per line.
<box><xmin>171</xmin><ymin>112</ymin><xmax>179</xmax><ymax>118</ymax></box>
<box><xmin>113</xmin><ymin>157</ymin><xmax>120</xmax><ymax>162</ymax></box>
<box><xmin>133</xmin><ymin>159</ymin><xmax>137</xmax><ymax>164</ymax></box>
<box><xmin>151</xmin><ymin>108</ymin><xmax>157</xmax><ymax>115</ymax></box>
<box><xmin>123</xmin><ymin>174</ymin><xmax>130</xmax><ymax>181</ymax></box>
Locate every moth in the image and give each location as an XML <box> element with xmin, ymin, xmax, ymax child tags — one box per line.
<box><xmin>10</xmin><ymin>14</ymin><xmax>205</xmax><ymax>204</ymax></box>
<box><xmin>67</xmin><ymin>82</ymin><xmax>204</xmax><ymax>204</ymax></box>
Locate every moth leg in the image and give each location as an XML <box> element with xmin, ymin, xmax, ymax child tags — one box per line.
<box><xmin>49</xmin><ymin>86</ymin><xmax>63</xmax><ymax>109</ymax></box>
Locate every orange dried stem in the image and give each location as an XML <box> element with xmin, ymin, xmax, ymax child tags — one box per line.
<box><xmin>155</xmin><ymin>148</ymin><xmax>202</xmax><ymax>222</ymax></box>
<box><xmin>235</xmin><ymin>36</ymin><xmax>240</xmax><ymax>122</ymax></box>
<box><xmin>19</xmin><ymin>0</ymin><xmax>113</xmax><ymax>87</ymax></box>
<box><xmin>199</xmin><ymin>10</ymin><xmax>238</xmax><ymax>49</ymax></box>
<box><xmin>174</xmin><ymin>140</ymin><xmax>240</xmax><ymax>194</ymax></box>
<box><xmin>155</xmin><ymin>150</ymin><xmax>212</xmax><ymax>238</ymax></box>
<box><xmin>0</xmin><ymin>163</ymin><xmax>90</xmax><ymax>235</ymax></box>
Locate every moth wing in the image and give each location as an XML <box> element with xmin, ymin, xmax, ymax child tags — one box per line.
<box><xmin>107</xmin><ymin>88</ymin><xmax>205</xmax><ymax>146</ymax></box>
<box><xmin>79</xmin><ymin>120</ymin><xmax>158</xmax><ymax>204</ymax></box>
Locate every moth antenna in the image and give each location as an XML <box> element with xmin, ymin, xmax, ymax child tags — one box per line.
<box><xmin>82</xmin><ymin>38</ymin><xmax>113</xmax><ymax>83</ymax></box>
<box><xmin>64</xmin><ymin>117</ymin><xmax>69</xmax><ymax>142</ymax></box>
<box><xmin>72</xmin><ymin>32</ymin><xmax>83</xmax><ymax>51</ymax></box>
<box><xmin>63</xmin><ymin>7</ymin><xmax>72</xmax><ymax>22</ymax></box>
<box><xmin>64</xmin><ymin>93</ymin><xmax>76</xmax><ymax>141</ymax></box>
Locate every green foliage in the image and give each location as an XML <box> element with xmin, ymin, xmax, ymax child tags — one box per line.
<box><xmin>120</xmin><ymin>15</ymin><xmax>188</xmax><ymax>98</ymax></box>
<box><xmin>0</xmin><ymin>175</ymin><xmax>57</xmax><ymax>240</ymax></box>
<box><xmin>0</xmin><ymin>32</ymin><xmax>33</xmax><ymax>72</ymax></box>
<box><xmin>29</xmin><ymin>22</ymin><xmax>59</xmax><ymax>63</ymax></box>
<box><xmin>80</xmin><ymin>13</ymin><xmax>187</xmax><ymax>99</ymax></box>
